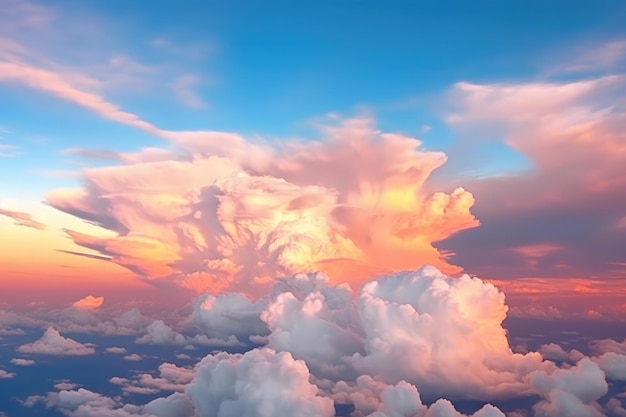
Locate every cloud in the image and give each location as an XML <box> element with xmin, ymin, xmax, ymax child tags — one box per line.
<box><xmin>595</xmin><ymin>352</ymin><xmax>626</xmax><ymax>381</ymax></box>
<box><xmin>539</xmin><ymin>343</ymin><xmax>585</xmax><ymax>363</ymax></box>
<box><xmin>71</xmin><ymin>295</ymin><xmax>104</xmax><ymax>309</ymax></box>
<box><xmin>0</xmin><ymin>205</ymin><xmax>46</xmax><ymax>230</ymax></box>
<box><xmin>44</xmin><ymin>116</ymin><xmax>476</xmax><ymax>294</ymax></box>
<box><xmin>0</xmin><ymin>369</ymin><xmax>15</xmax><ymax>379</ymax></box>
<box><xmin>526</xmin><ymin>359</ymin><xmax>608</xmax><ymax>417</ymax></box>
<box><xmin>19</xmin><ymin>265</ymin><xmax>626</xmax><ymax>417</ymax></box>
<box><xmin>10</xmin><ymin>358</ymin><xmax>35</xmax><ymax>366</ymax></box>
<box><xmin>124</xmin><ymin>354</ymin><xmax>142</xmax><ymax>361</ymax></box>
<box><xmin>28</xmin><ymin>386</ymin><xmax>195</xmax><ymax>417</ymax></box>
<box><xmin>186</xmin><ymin>348</ymin><xmax>335</xmax><ymax>417</ymax></box>
<box><xmin>440</xmin><ymin>74</ymin><xmax>626</xmax><ymax>296</ymax></box>
<box><xmin>105</xmin><ymin>347</ymin><xmax>127</xmax><ymax>354</ymax></box>
<box><xmin>136</xmin><ymin>320</ymin><xmax>240</xmax><ymax>347</ymax></box>
<box><xmin>191</xmin><ymin>293</ymin><xmax>268</xmax><ymax>342</ymax></box>
<box><xmin>17</xmin><ymin>326</ymin><xmax>95</xmax><ymax>355</ymax></box>
<box><xmin>0</xmin><ymin>143</ymin><xmax>21</xmax><ymax>157</ymax></box>
<box><xmin>111</xmin><ymin>362</ymin><xmax>194</xmax><ymax>395</ymax></box>
<box><xmin>590</xmin><ymin>338</ymin><xmax>626</xmax><ymax>355</ymax></box>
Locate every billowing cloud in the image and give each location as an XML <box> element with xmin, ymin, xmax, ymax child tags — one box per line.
<box><xmin>595</xmin><ymin>352</ymin><xmax>626</xmax><ymax>381</ymax></box>
<box><xmin>136</xmin><ymin>320</ymin><xmax>241</xmax><ymax>347</ymax></box>
<box><xmin>20</xmin><ymin>265</ymin><xmax>626</xmax><ymax>417</ymax></box>
<box><xmin>71</xmin><ymin>295</ymin><xmax>104</xmax><ymax>309</ymax></box>
<box><xmin>44</xmin><ymin>116</ymin><xmax>476</xmax><ymax>295</ymax></box>
<box><xmin>191</xmin><ymin>293</ymin><xmax>268</xmax><ymax>342</ymax></box>
<box><xmin>17</xmin><ymin>326</ymin><xmax>95</xmax><ymax>356</ymax></box>
<box><xmin>440</xmin><ymin>74</ymin><xmax>626</xmax><ymax>299</ymax></box>
<box><xmin>186</xmin><ymin>348</ymin><xmax>335</xmax><ymax>417</ymax></box>
<box><xmin>27</xmin><ymin>387</ymin><xmax>195</xmax><ymax>417</ymax></box>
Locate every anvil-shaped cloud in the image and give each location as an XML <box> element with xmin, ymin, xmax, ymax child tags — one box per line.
<box><xmin>47</xmin><ymin>117</ymin><xmax>477</xmax><ymax>294</ymax></box>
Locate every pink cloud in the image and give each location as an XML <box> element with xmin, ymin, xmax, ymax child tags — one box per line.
<box><xmin>71</xmin><ymin>295</ymin><xmax>104</xmax><ymax>310</ymax></box>
<box><xmin>0</xmin><ymin>205</ymin><xmax>45</xmax><ymax>230</ymax></box>
<box><xmin>440</xmin><ymin>74</ymin><xmax>626</xmax><ymax>294</ymax></box>
<box><xmin>44</xmin><ymin>116</ymin><xmax>476</xmax><ymax>294</ymax></box>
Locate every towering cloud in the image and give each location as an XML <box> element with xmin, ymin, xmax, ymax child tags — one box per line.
<box><xmin>47</xmin><ymin>117</ymin><xmax>478</xmax><ymax>294</ymax></box>
<box><xmin>441</xmin><ymin>75</ymin><xmax>626</xmax><ymax>294</ymax></box>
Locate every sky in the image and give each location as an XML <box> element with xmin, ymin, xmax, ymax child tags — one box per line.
<box><xmin>1</xmin><ymin>1</ymin><xmax>626</xmax><ymax>416</ymax></box>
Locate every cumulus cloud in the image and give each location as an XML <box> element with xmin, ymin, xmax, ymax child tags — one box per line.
<box><xmin>28</xmin><ymin>387</ymin><xmax>194</xmax><ymax>417</ymax></box>
<box><xmin>137</xmin><ymin>319</ymin><xmax>243</xmax><ymax>347</ymax></box>
<box><xmin>17</xmin><ymin>327</ymin><xmax>95</xmax><ymax>356</ymax></box>
<box><xmin>0</xmin><ymin>369</ymin><xmax>15</xmax><ymax>379</ymax></box>
<box><xmin>43</xmin><ymin>115</ymin><xmax>476</xmax><ymax>294</ymax></box>
<box><xmin>105</xmin><ymin>347</ymin><xmax>127</xmax><ymax>354</ymax></box>
<box><xmin>124</xmin><ymin>353</ymin><xmax>142</xmax><ymax>361</ymax></box>
<box><xmin>20</xmin><ymin>265</ymin><xmax>626</xmax><ymax>417</ymax></box>
<box><xmin>591</xmin><ymin>338</ymin><xmax>626</xmax><ymax>356</ymax></box>
<box><xmin>71</xmin><ymin>295</ymin><xmax>104</xmax><ymax>309</ymax></box>
<box><xmin>186</xmin><ymin>348</ymin><xmax>335</xmax><ymax>417</ymax></box>
<box><xmin>192</xmin><ymin>293</ymin><xmax>268</xmax><ymax>343</ymax></box>
<box><xmin>595</xmin><ymin>352</ymin><xmax>626</xmax><ymax>381</ymax></box>
<box><xmin>440</xmin><ymin>74</ymin><xmax>626</xmax><ymax>297</ymax></box>
<box><xmin>10</xmin><ymin>358</ymin><xmax>35</xmax><ymax>366</ymax></box>
<box><xmin>111</xmin><ymin>362</ymin><xmax>194</xmax><ymax>395</ymax></box>
<box><xmin>539</xmin><ymin>343</ymin><xmax>585</xmax><ymax>363</ymax></box>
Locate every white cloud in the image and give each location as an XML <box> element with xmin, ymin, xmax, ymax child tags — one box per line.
<box><xmin>186</xmin><ymin>348</ymin><xmax>335</xmax><ymax>417</ymax></box>
<box><xmin>123</xmin><ymin>354</ymin><xmax>142</xmax><ymax>361</ymax></box>
<box><xmin>17</xmin><ymin>327</ymin><xmax>95</xmax><ymax>356</ymax></box>
<box><xmin>105</xmin><ymin>347</ymin><xmax>127</xmax><ymax>354</ymax></box>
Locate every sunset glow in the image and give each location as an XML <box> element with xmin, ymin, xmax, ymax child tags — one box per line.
<box><xmin>1</xmin><ymin>1</ymin><xmax>626</xmax><ymax>416</ymax></box>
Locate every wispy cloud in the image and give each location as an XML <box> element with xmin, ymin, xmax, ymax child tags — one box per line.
<box><xmin>0</xmin><ymin>206</ymin><xmax>46</xmax><ymax>229</ymax></box>
<box><xmin>0</xmin><ymin>143</ymin><xmax>20</xmax><ymax>157</ymax></box>
<box><xmin>170</xmin><ymin>74</ymin><xmax>207</xmax><ymax>109</ymax></box>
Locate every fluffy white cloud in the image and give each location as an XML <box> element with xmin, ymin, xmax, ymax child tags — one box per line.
<box><xmin>30</xmin><ymin>387</ymin><xmax>194</xmax><ymax>417</ymax></box>
<box><xmin>527</xmin><ymin>359</ymin><xmax>608</xmax><ymax>417</ymax></box>
<box><xmin>192</xmin><ymin>293</ymin><xmax>268</xmax><ymax>342</ymax></box>
<box><xmin>112</xmin><ymin>363</ymin><xmax>194</xmax><ymax>395</ymax></box>
<box><xmin>261</xmin><ymin>271</ymin><xmax>363</xmax><ymax>378</ymax></box>
<box><xmin>124</xmin><ymin>354</ymin><xmax>142</xmax><ymax>361</ymax></box>
<box><xmin>17</xmin><ymin>327</ymin><xmax>95</xmax><ymax>356</ymax></box>
<box><xmin>595</xmin><ymin>352</ymin><xmax>626</xmax><ymax>381</ymax></box>
<box><xmin>186</xmin><ymin>348</ymin><xmax>335</xmax><ymax>417</ymax></box>
<box><xmin>137</xmin><ymin>320</ymin><xmax>242</xmax><ymax>347</ymax></box>
<box><xmin>539</xmin><ymin>343</ymin><xmax>585</xmax><ymax>363</ymax></box>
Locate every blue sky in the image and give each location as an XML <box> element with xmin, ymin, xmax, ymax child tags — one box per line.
<box><xmin>2</xmin><ymin>0</ymin><xmax>626</xmax><ymax>199</ymax></box>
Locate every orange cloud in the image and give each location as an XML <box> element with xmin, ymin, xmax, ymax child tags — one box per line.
<box><xmin>72</xmin><ymin>295</ymin><xmax>104</xmax><ymax>309</ymax></box>
<box><xmin>45</xmin><ymin>117</ymin><xmax>478</xmax><ymax>295</ymax></box>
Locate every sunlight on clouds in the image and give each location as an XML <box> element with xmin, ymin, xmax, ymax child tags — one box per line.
<box><xmin>43</xmin><ymin>117</ymin><xmax>478</xmax><ymax>294</ymax></box>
